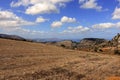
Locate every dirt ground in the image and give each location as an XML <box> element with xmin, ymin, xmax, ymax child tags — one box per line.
<box><xmin>0</xmin><ymin>39</ymin><xmax>120</xmax><ymax>80</ymax></box>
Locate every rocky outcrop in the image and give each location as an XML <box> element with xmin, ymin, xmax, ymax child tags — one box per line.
<box><xmin>44</xmin><ymin>38</ymin><xmax>108</xmax><ymax>51</ymax></box>
<box><xmin>94</xmin><ymin>33</ymin><xmax>120</xmax><ymax>54</ymax></box>
<box><xmin>110</xmin><ymin>33</ymin><xmax>120</xmax><ymax>54</ymax></box>
<box><xmin>43</xmin><ymin>34</ymin><xmax>120</xmax><ymax>54</ymax></box>
<box><xmin>111</xmin><ymin>33</ymin><xmax>120</xmax><ymax>47</ymax></box>
<box><xmin>76</xmin><ymin>38</ymin><xmax>107</xmax><ymax>51</ymax></box>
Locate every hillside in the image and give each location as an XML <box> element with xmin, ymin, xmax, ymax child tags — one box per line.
<box><xmin>0</xmin><ymin>34</ymin><xmax>26</xmax><ymax>41</ymax></box>
<box><xmin>77</xmin><ymin>38</ymin><xmax>107</xmax><ymax>51</ymax></box>
<box><xmin>0</xmin><ymin>39</ymin><xmax>120</xmax><ymax>80</ymax></box>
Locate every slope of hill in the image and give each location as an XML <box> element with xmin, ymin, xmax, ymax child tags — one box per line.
<box><xmin>0</xmin><ymin>34</ymin><xmax>26</xmax><ymax>41</ymax></box>
<box><xmin>0</xmin><ymin>38</ymin><xmax>120</xmax><ymax>80</ymax></box>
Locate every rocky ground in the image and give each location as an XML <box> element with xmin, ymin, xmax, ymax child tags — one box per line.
<box><xmin>0</xmin><ymin>39</ymin><xmax>120</xmax><ymax>80</ymax></box>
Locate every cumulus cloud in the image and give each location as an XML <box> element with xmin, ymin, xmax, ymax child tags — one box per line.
<box><xmin>11</xmin><ymin>0</ymin><xmax>72</xmax><ymax>7</ymax></box>
<box><xmin>92</xmin><ymin>23</ymin><xmax>115</xmax><ymax>29</ymax></box>
<box><xmin>62</xmin><ymin>26</ymin><xmax>90</xmax><ymax>34</ymax></box>
<box><xmin>116</xmin><ymin>22</ymin><xmax>120</xmax><ymax>27</ymax></box>
<box><xmin>79</xmin><ymin>0</ymin><xmax>102</xmax><ymax>11</ymax></box>
<box><xmin>112</xmin><ymin>7</ymin><xmax>120</xmax><ymax>20</ymax></box>
<box><xmin>36</xmin><ymin>16</ymin><xmax>48</xmax><ymax>23</ymax></box>
<box><xmin>0</xmin><ymin>10</ymin><xmax>47</xmax><ymax>38</ymax></box>
<box><xmin>0</xmin><ymin>10</ymin><xmax>34</xmax><ymax>29</ymax></box>
<box><xmin>92</xmin><ymin>22</ymin><xmax>120</xmax><ymax>30</ymax></box>
<box><xmin>11</xmin><ymin>0</ymin><xmax>72</xmax><ymax>15</ymax></box>
<box><xmin>0</xmin><ymin>9</ymin><xmax>37</xmax><ymax>37</ymax></box>
<box><xmin>11</xmin><ymin>0</ymin><xmax>30</xmax><ymax>7</ymax></box>
<box><xmin>60</xmin><ymin>21</ymin><xmax>120</xmax><ymax>36</ymax></box>
<box><xmin>51</xmin><ymin>16</ymin><xmax>76</xmax><ymax>28</ymax></box>
<box><xmin>51</xmin><ymin>21</ymin><xmax>63</xmax><ymax>28</ymax></box>
<box><xmin>26</xmin><ymin>2</ymin><xmax>58</xmax><ymax>15</ymax></box>
<box><xmin>61</xmin><ymin>16</ymin><xmax>76</xmax><ymax>23</ymax></box>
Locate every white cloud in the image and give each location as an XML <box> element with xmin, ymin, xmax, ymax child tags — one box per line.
<box><xmin>0</xmin><ymin>10</ymin><xmax>46</xmax><ymax>38</ymax></box>
<box><xmin>11</xmin><ymin>0</ymin><xmax>72</xmax><ymax>7</ymax></box>
<box><xmin>51</xmin><ymin>16</ymin><xmax>76</xmax><ymax>28</ymax></box>
<box><xmin>51</xmin><ymin>21</ymin><xmax>63</xmax><ymax>28</ymax></box>
<box><xmin>62</xmin><ymin>26</ymin><xmax>90</xmax><ymax>33</ymax></box>
<box><xmin>0</xmin><ymin>10</ymin><xmax>36</xmax><ymax>36</ymax></box>
<box><xmin>112</xmin><ymin>7</ymin><xmax>120</xmax><ymax>20</ymax></box>
<box><xmin>0</xmin><ymin>10</ymin><xmax>34</xmax><ymax>29</ymax></box>
<box><xmin>79</xmin><ymin>0</ymin><xmax>102</xmax><ymax>11</ymax></box>
<box><xmin>26</xmin><ymin>2</ymin><xmax>58</xmax><ymax>15</ymax></box>
<box><xmin>60</xmin><ymin>22</ymin><xmax>120</xmax><ymax>36</ymax></box>
<box><xmin>59</xmin><ymin>21</ymin><xmax>120</xmax><ymax>37</ymax></box>
<box><xmin>36</xmin><ymin>16</ymin><xmax>48</xmax><ymax>23</ymax></box>
<box><xmin>61</xmin><ymin>16</ymin><xmax>76</xmax><ymax>23</ymax></box>
<box><xmin>92</xmin><ymin>22</ymin><xmax>120</xmax><ymax>29</ymax></box>
<box><xmin>116</xmin><ymin>22</ymin><xmax>120</xmax><ymax>27</ymax></box>
<box><xmin>11</xmin><ymin>0</ymin><xmax>72</xmax><ymax>15</ymax></box>
<box><xmin>92</xmin><ymin>23</ymin><xmax>115</xmax><ymax>29</ymax></box>
<box><xmin>11</xmin><ymin>0</ymin><xmax>30</xmax><ymax>7</ymax></box>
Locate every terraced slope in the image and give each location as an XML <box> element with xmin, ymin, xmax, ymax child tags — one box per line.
<box><xmin>0</xmin><ymin>39</ymin><xmax>120</xmax><ymax>80</ymax></box>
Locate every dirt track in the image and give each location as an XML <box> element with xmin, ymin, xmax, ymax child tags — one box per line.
<box><xmin>0</xmin><ymin>39</ymin><xmax>120</xmax><ymax>80</ymax></box>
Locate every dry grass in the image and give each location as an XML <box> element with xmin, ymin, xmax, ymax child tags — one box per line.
<box><xmin>0</xmin><ymin>39</ymin><xmax>120</xmax><ymax>80</ymax></box>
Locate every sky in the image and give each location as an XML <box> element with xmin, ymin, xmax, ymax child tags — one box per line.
<box><xmin>0</xmin><ymin>0</ymin><xmax>120</xmax><ymax>39</ymax></box>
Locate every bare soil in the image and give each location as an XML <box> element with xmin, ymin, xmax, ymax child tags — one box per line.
<box><xmin>0</xmin><ymin>39</ymin><xmax>120</xmax><ymax>80</ymax></box>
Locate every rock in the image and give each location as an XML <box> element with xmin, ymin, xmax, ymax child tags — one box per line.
<box><xmin>77</xmin><ymin>38</ymin><xmax>107</xmax><ymax>51</ymax></box>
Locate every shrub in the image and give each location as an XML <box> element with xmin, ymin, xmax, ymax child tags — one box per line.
<box><xmin>61</xmin><ymin>44</ymin><xmax>66</xmax><ymax>48</ymax></box>
<box><xmin>114</xmin><ymin>49</ymin><xmax>120</xmax><ymax>55</ymax></box>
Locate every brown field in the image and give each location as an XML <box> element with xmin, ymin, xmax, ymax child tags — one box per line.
<box><xmin>0</xmin><ymin>39</ymin><xmax>120</xmax><ymax>80</ymax></box>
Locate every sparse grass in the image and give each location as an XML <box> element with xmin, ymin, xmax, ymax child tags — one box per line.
<box><xmin>0</xmin><ymin>38</ymin><xmax>120</xmax><ymax>80</ymax></box>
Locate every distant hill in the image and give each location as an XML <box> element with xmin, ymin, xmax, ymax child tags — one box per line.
<box><xmin>33</xmin><ymin>38</ymin><xmax>64</xmax><ymax>42</ymax></box>
<box><xmin>79</xmin><ymin>38</ymin><xmax>107</xmax><ymax>46</ymax></box>
<box><xmin>44</xmin><ymin>38</ymin><xmax>108</xmax><ymax>52</ymax></box>
<box><xmin>0</xmin><ymin>34</ymin><xmax>26</xmax><ymax>41</ymax></box>
<box><xmin>77</xmin><ymin>38</ymin><xmax>108</xmax><ymax>51</ymax></box>
<box><xmin>1</xmin><ymin>33</ymin><xmax>120</xmax><ymax>54</ymax></box>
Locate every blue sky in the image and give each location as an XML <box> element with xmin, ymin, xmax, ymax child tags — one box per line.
<box><xmin>0</xmin><ymin>0</ymin><xmax>120</xmax><ymax>39</ymax></box>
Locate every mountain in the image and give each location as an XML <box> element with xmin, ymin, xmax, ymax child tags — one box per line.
<box><xmin>0</xmin><ymin>34</ymin><xmax>26</xmax><ymax>41</ymax></box>
<box><xmin>44</xmin><ymin>38</ymin><xmax>108</xmax><ymax>51</ymax></box>
<box><xmin>33</xmin><ymin>38</ymin><xmax>63</xmax><ymax>42</ymax></box>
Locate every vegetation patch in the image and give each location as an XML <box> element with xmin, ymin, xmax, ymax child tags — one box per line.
<box><xmin>10</xmin><ymin>67</ymin><xmax>85</xmax><ymax>80</ymax></box>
